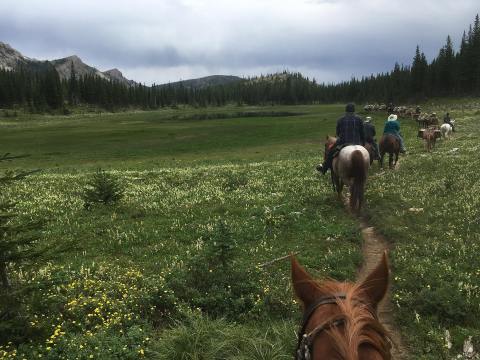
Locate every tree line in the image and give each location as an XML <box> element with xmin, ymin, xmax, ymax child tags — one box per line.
<box><xmin>320</xmin><ymin>14</ymin><xmax>480</xmax><ymax>103</ymax></box>
<box><xmin>0</xmin><ymin>15</ymin><xmax>479</xmax><ymax>112</ymax></box>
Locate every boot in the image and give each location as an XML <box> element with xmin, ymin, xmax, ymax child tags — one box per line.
<box><xmin>316</xmin><ymin>164</ymin><xmax>327</xmax><ymax>175</ymax></box>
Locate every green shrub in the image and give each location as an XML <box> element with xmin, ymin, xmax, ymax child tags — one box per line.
<box><xmin>166</xmin><ymin>220</ymin><xmax>262</xmax><ymax>319</ymax></box>
<box><xmin>82</xmin><ymin>169</ymin><xmax>124</xmax><ymax>207</ymax></box>
<box><xmin>414</xmin><ymin>284</ymin><xmax>470</xmax><ymax>326</ymax></box>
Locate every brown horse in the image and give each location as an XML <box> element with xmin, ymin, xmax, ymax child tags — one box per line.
<box><xmin>378</xmin><ymin>135</ymin><xmax>399</xmax><ymax>169</ymax></box>
<box><xmin>291</xmin><ymin>252</ymin><xmax>392</xmax><ymax>360</ymax></box>
<box><xmin>422</xmin><ymin>128</ymin><xmax>436</xmax><ymax>152</ymax></box>
<box><xmin>324</xmin><ymin>136</ymin><xmax>370</xmax><ymax>211</ymax></box>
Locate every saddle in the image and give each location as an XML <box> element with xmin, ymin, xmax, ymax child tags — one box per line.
<box><xmin>329</xmin><ymin>143</ymin><xmax>349</xmax><ymax>159</ymax></box>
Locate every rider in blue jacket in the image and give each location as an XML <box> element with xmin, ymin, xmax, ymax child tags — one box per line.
<box><xmin>383</xmin><ymin>114</ymin><xmax>406</xmax><ymax>153</ymax></box>
<box><xmin>317</xmin><ymin>103</ymin><xmax>365</xmax><ymax>174</ymax></box>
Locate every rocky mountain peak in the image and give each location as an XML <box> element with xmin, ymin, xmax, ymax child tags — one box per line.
<box><xmin>104</xmin><ymin>68</ymin><xmax>122</xmax><ymax>75</ymax></box>
<box><xmin>103</xmin><ymin>68</ymin><xmax>136</xmax><ymax>86</ymax></box>
<box><xmin>63</xmin><ymin>55</ymin><xmax>82</xmax><ymax>63</ymax></box>
<box><xmin>0</xmin><ymin>41</ymin><xmax>32</xmax><ymax>70</ymax></box>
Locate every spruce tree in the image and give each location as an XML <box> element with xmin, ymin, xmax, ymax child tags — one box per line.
<box><xmin>0</xmin><ymin>154</ymin><xmax>43</xmax><ymax>290</ymax></box>
<box><xmin>68</xmin><ymin>62</ymin><xmax>78</xmax><ymax>105</ymax></box>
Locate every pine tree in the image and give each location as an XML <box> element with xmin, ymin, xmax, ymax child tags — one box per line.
<box><xmin>457</xmin><ymin>31</ymin><xmax>470</xmax><ymax>94</ymax></box>
<box><xmin>411</xmin><ymin>46</ymin><xmax>428</xmax><ymax>99</ymax></box>
<box><xmin>0</xmin><ymin>154</ymin><xmax>43</xmax><ymax>290</ymax></box>
<box><xmin>68</xmin><ymin>62</ymin><xmax>78</xmax><ymax>105</ymax></box>
<box><xmin>439</xmin><ymin>36</ymin><xmax>456</xmax><ymax>94</ymax></box>
<box><xmin>472</xmin><ymin>14</ymin><xmax>480</xmax><ymax>92</ymax></box>
<box><xmin>43</xmin><ymin>67</ymin><xmax>63</xmax><ymax>109</ymax></box>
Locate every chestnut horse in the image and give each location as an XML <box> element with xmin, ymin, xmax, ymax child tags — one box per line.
<box><xmin>422</xmin><ymin>128</ymin><xmax>436</xmax><ymax>152</ymax></box>
<box><xmin>378</xmin><ymin>135</ymin><xmax>399</xmax><ymax>169</ymax></box>
<box><xmin>324</xmin><ymin>136</ymin><xmax>370</xmax><ymax>211</ymax></box>
<box><xmin>292</xmin><ymin>252</ymin><xmax>392</xmax><ymax>360</ymax></box>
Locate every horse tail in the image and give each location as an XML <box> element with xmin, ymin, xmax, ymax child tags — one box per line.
<box><xmin>349</xmin><ymin>150</ymin><xmax>367</xmax><ymax>211</ymax></box>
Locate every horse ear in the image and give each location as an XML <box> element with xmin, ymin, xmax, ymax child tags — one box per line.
<box><xmin>357</xmin><ymin>251</ymin><xmax>389</xmax><ymax>308</ymax></box>
<box><xmin>325</xmin><ymin>135</ymin><xmax>330</xmax><ymax>140</ymax></box>
<box><xmin>291</xmin><ymin>255</ymin><xmax>322</xmax><ymax>308</ymax></box>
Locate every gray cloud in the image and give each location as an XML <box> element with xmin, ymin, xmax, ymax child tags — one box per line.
<box><xmin>0</xmin><ymin>0</ymin><xmax>477</xmax><ymax>84</ymax></box>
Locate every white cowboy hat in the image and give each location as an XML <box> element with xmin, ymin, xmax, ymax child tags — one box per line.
<box><xmin>388</xmin><ymin>114</ymin><xmax>398</xmax><ymax>121</ymax></box>
<box><xmin>365</xmin><ymin>116</ymin><xmax>372</xmax><ymax>122</ymax></box>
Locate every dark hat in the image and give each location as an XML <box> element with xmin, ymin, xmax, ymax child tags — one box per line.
<box><xmin>345</xmin><ymin>103</ymin><xmax>355</xmax><ymax>112</ymax></box>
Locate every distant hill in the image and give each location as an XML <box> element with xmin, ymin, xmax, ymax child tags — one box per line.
<box><xmin>157</xmin><ymin>75</ymin><xmax>243</xmax><ymax>89</ymax></box>
<box><xmin>0</xmin><ymin>41</ymin><xmax>135</xmax><ymax>86</ymax></box>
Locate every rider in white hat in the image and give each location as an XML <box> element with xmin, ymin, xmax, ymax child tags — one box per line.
<box><xmin>383</xmin><ymin>114</ymin><xmax>406</xmax><ymax>153</ymax></box>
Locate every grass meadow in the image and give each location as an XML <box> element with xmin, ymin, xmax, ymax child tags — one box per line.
<box><xmin>0</xmin><ymin>103</ymin><xmax>479</xmax><ymax>359</ymax></box>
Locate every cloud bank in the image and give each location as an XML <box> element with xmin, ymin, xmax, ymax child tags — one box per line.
<box><xmin>0</xmin><ymin>0</ymin><xmax>477</xmax><ymax>84</ymax></box>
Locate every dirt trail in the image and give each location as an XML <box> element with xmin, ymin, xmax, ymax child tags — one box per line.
<box><xmin>335</xmin><ymin>159</ymin><xmax>407</xmax><ymax>357</ymax></box>
<box><xmin>358</xmin><ymin>220</ymin><xmax>409</xmax><ymax>359</ymax></box>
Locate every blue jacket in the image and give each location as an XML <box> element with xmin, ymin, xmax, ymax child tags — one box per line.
<box><xmin>383</xmin><ymin>120</ymin><xmax>400</xmax><ymax>135</ymax></box>
<box><xmin>336</xmin><ymin>113</ymin><xmax>365</xmax><ymax>146</ymax></box>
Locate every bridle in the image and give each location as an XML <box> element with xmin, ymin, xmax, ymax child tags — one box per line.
<box><xmin>295</xmin><ymin>293</ymin><xmax>384</xmax><ymax>360</ymax></box>
<box><xmin>295</xmin><ymin>293</ymin><xmax>347</xmax><ymax>360</ymax></box>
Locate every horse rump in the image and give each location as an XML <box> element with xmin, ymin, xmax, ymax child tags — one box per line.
<box><xmin>379</xmin><ymin>134</ymin><xmax>400</xmax><ymax>169</ymax></box>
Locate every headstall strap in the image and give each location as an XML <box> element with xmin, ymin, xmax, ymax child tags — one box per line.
<box><xmin>295</xmin><ymin>294</ymin><xmax>347</xmax><ymax>360</ymax></box>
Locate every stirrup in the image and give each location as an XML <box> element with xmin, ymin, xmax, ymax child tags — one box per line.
<box><xmin>316</xmin><ymin>164</ymin><xmax>327</xmax><ymax>174</ymax></box>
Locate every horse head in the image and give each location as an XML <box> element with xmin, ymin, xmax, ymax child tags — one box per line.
<box><xmin>324</xmin><ymin>135</ymin><xmax>337</xmax><ymax>161</ymax></box>
<box><xmin>291</xmin><ymin>252</ymin><xmax>391</xmax><ymax>360</ymax></box>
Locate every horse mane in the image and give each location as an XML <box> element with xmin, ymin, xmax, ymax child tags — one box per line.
<box><xmin>313</xmin><ymin>280</ymin><xmax>392</xmax><ymax>359</ymax></box>
<box><xmin>325</xmin><ymin>135</ymin><xmax>337</xmax><ymax>144</ymax></box>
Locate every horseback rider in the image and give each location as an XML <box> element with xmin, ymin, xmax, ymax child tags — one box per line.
<box><xmin>383</xmin><ymin>114</ymin><xmax>406</xmax><ymax>153</ymax></box>
<box><xmin>364</xmin><ymin>117</ymin><xmax>380</xmax><ymax>160</ymax></box>
<box><xmin>317</xmin><ymin>103</ymin><xmax>365</xmax><ymax>174</ymax></box>
<box><xmin>387</xmin><ymin>102</ymin><xmax>394</xmax><ymax>115</ymax></box>
<box><xmin>443</xmin><ymin>112</ymin><xmax>455</xmax><ymax>132</ymax></box>
<box><xmin>430</xmin><ymin>112</ymin><xmax>439</xmax><ymax>125</ymax></box>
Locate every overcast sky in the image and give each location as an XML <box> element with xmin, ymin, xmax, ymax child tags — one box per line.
<box><xmin>0</xmin><ymin>0</ymin><xmax>478</xmax><ymax>85</ymax></box>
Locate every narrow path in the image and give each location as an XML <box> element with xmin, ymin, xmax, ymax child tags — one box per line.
<box><xmin>334</xmin><ymin>157</ymin><xmax>407</xmax><ymax>357</ymax></box>
<box><xmin>341</xmin><ymin>187</ymin><xmax>408</xmax><ymax>358</ymax></box>
<box><xmin>357</xmin><ymin>220</ymin><xmax>409</xmax><ymax>359</ymax></box>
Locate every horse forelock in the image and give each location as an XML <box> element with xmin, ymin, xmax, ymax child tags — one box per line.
<box><xmin>311</xmin><ymin>282</ymin><xmax>391</xmax><ymax>359</ymax></box>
